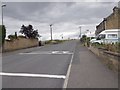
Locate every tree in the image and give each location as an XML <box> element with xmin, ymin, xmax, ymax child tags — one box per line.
<box><xmin>0</xmin><ymin>25</ymin><xmax>6</xmax><ymax>46</ymax></box>
<box><xmin>20</xmin><ymin>24</ymin><xmax>39</xmax><ymax>39</ymax></box>
<box><xmin>80</xmin><ymin>35</ymin><xmax>87</xmax><ymax>43</ymax></box>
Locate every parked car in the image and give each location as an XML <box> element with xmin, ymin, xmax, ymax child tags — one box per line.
<box><xmin>90</xmin><ymin>29</ymin><xmax>120</xmax><ymax>44</ymax></box>
<box><xmin>39</xmin><ymin>41</ymin><xmax>44</xmax><ymax>46</ymax></box>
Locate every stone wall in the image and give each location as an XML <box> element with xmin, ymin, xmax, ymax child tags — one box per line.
<box><xmin>89</xmin><ymin>46</ymin><xmax>120</xmax><ymax>72</ymax></box>
<box><xmin>106</xmin><ymin>7</ymin><xmax>120</xmax><ymax>30</ymax></box>
<box><xmin>3</xmin><ymin>37</ymin><xmax>39</xmax><ymax>52</ymax></box>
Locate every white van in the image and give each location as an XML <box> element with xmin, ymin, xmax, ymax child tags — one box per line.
<box><xmin>90</xmin><ymin>29</ymin><xmax>120</xmax><ymax>44</ymax></box>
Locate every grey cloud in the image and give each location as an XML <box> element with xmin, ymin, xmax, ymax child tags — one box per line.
<box><xmin>2</xmin><ymin>2</ymin><xmax>118</xmax><ymax>40</ymax></box>
<box><xmin>3</xmin><ymin>2</ymin><xmax>51</xmax><ymax>20</ymax></box>
<box><xmin>3</xmin><ymin>2</ymin><xmax>117</xmax><ymax>25</ymax></box>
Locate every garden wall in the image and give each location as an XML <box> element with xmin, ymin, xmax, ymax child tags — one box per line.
<box><xmin>89</xmin><ymin>46</ymin><xmax>120</xmax><ymax>72</ymax></box>
<box><xmin>3</xmin><ymin>38</ymin><xmax>39</xmax><ymax>52</ymax></box>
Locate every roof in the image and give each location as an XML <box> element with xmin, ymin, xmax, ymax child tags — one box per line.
<box><xmin>99</xmin><ymin>29</ymin><xmax>120</xmax><ymax>34</ymax></box>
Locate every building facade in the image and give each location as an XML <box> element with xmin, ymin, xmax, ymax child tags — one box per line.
<box><xmin>95</xmin><ymin>6</ymin><xmax>120</xmax><ymax>35</ymax></box>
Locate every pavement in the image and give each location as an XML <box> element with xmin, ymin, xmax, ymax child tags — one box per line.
<box><xmin>67</xmin><ymin>42</ymin><xmax>118</xmax><ymax>88</ymax></box>
<box><xmin>1</xmin><ymin>40</ymin><xmax>118</xmax><ymax>88</ymax></box>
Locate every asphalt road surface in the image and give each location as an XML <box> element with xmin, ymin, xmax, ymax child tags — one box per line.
<box><xmin>2</xmin><ymin>40</ymin><xmax>77</xmax><ymax>88</ymax></box>
<box><xmin>1</xmin><ymin>40</ymin><xmax>118</xmax><ymax>88</ymax></box>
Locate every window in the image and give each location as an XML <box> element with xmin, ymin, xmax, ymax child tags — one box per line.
<box><xmin>96</xmin><ymin>34</ymin><xmax>105</xmax><ymax>40</ymax></box>
<box><xmin>107</xmin><ymin>34</ymin><xmax>117</xmax><ymax>38</ymax></box>
<box><xmin>99</xmin><ymin>34</ymin><xmax>106</xmax><ymax>39</ymax></box>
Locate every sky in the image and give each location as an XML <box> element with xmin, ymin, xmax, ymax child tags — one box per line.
<box><xmin>0</xmin><ymin>0</ymin><xmax>119</xmax><ymax>41</ymax></box>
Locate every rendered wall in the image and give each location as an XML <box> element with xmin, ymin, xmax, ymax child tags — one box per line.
<box><xmin>3</xmin><ymin>38</ymin><xmax>39</xmax><ymax>52</ymax></box>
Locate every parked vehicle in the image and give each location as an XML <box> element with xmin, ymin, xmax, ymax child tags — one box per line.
<box><xmin>90</xmin><ymin>29</ymin><xmax>120</xmax><ymax>44</ymax></box>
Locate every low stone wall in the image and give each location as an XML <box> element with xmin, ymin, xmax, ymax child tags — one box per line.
<box><xmin>89</xmin><ymin>46</ymin><xmax>120</xmax><ymax>72</ymax></box>
<box><xmin>3</xmin><ymin>37</ymin><xmax>39</xmax><ymax>52</ymax></box>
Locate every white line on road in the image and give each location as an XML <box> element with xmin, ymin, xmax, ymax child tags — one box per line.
<box><xmin>19</xmin><ymin>51</ymin><xmax>73</xmax><ymax>55</ymax></box>
<box><xmin>52</xmin><ymin>51</ymin><xmax>59</xmax><ymax>54</ymax></box>
<box><xmin>63</xmin><ymin>54</ymin><xmax>74</xmax><ymax>88</ymax></box>
<box><xmin>0</xmin><ymin>72</ymin><xmax>66</xmax><ymax>79</ymax></box>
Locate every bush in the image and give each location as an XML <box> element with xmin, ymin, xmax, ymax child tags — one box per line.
<box><xmin>80</xmin><ymin>35</ymin><xmax>87</xmax><ymax>43</ymax></box>
<box><xmin>8</xmin><ymin>35</ymin><xmax>17</xmax><ymax>40</ymax></box>
<box><xmin>91</xmin><ymin>42</ymin><xmax>120</xmax><ymax>53</ymax></box>
<box><xmin>80</xmin><ymin>35</ymin><xmax>90</xmax><ymax>47</ymax></box>
<box><xmin>115</xmin><ymin>42</ymin><xmax>120</xmax><ymax>53</ymax></box>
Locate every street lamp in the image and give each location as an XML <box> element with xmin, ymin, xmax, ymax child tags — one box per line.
<box><xmin>50</xmin><ymin>24</ymin><xmax>53</xmax><ymax>41</ymax></box>
<box><xmin>1</xmin><ymin>4</ymin><xmax>6</xmax><ymax>49</ymax></box>
<box><xmin>1</xmin><ymin>4</ymin><xmax>6</xmax><ymax>26</ymax></box>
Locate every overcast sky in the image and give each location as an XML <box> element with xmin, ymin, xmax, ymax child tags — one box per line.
<box><xmin>0</xmin><ymin>1</ymin><xmax>119</xmax><ymax>40</ymax></box>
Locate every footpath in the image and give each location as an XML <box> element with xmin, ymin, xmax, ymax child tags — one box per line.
<box><xmin>67</xmin><ymin>42</ymin><xmax>118</xmax><ymax>88</ymax></box>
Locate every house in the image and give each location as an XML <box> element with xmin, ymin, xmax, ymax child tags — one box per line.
<box><xmin>95</xmin><ymin>6</ymin><xmax>120</xmax><ymax>35</ymax></box>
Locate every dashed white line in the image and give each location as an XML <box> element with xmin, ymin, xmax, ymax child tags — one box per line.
<box><xmin>52</xmin><ymin>51</ymin><xmax>59</xmax><ymax>54</ymax></box>
<box><xmin>19</xmin><ymin>51</ymin><xmax>73</xmax><ymax>55</ymax></box>
<box><xmin>0</xmin><ymin>72</ymin><xmax>66</xmax><ymax>79</ymax></box>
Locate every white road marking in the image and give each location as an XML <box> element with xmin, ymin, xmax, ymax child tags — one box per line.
<box><xmin>63</xmin><ymin>51</ymin><xmax>69</xmax><ymax>54</ymax></box>
<box><xmin>19</xmin><ymin>51</ymin><xmax>73</xmax><ymax>55</ymax></box>
<box><xmin>19</xmin><ymin>52</ymin><xmax>50</xmax><ymax>55</ymax></box>
<box><xmin>0</xmin><ymin>72</ymin><xmax>66</xmax><ymax>79</ymax></box>
<box><xmin>63</xmin><ymin>53</ymin><xmax>74</xmax><ymax>88</ymax></box>
<box><xmin>52</xmin><ymin>51</ymin><xmax>59</xmax><ymax>54</ymax></box>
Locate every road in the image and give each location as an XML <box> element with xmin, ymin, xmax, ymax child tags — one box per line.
<box><xmin>2</xmin><ymin>40</ymin><xmax>77</xmax><ymax>88</ymax></box>
<box><xmin>1</xmin><ymin>40</ymin><xmax>118</xmax><ymax>88</ymax></box>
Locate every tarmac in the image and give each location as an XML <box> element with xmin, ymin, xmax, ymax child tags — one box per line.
<box><xmin>67</xmin><ymin>42</ymin><xmax>118</xmax><ymax>88</ymax></box>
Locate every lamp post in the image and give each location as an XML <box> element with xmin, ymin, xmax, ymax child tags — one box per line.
<box><xmin>1</xmin><ymin>4</ymin><xmax>6</xmax><ymax>49</ymax></box>
<box><xmin>1</xmin><ymin>4</ymin><xmax>6</xmax><ymax>26</ymax></box>
<box><xmin>50</xmin><ymin>24</ymin><xmax>53</xmax><ymax>41</ymax></box>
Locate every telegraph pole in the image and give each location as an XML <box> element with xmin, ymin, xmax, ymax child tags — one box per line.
<box><xmin>60</xmin><ymin>34</ymin><xmax>63</xmax><ymax>40</ymax></box>
<box><xmin>79</xmin><ymin>26</ymin><xmax>81</xmax><ymax>39</ymax></box>
<box><xmin>50</xmin><ymin>24</ymin><xmax>53</xmax><ymax>41</ymax></box>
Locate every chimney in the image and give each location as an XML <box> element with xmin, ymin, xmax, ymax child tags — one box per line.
<box><xmin>113</xmin><ymin>6</ymin><xmax>119</xmax><ymax>14</ymax></box>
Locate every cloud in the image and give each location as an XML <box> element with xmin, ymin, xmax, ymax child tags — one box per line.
<box><xmin>3</xmin><ymin>2</ymin><xmax>117</xmax><ymax>23</ymax></box>
<box><xmin>2</xmin><ymin>0</ymin><xmax>119</xmax><ymax>2</ymax></box>
<box><xmin>1</xmin><ymin>2</ymin><xmax>118</xmax><ymax>40</ymax></box>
